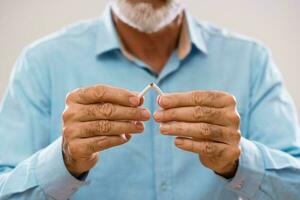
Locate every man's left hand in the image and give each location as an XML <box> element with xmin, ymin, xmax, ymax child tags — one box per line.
<box><xmin>153</xmin><ymin>91</ymin><xmax>241</xmax><ymax>179</ymax></box>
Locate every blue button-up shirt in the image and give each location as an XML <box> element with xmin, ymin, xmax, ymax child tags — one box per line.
<box><xmin>1</xmin><ymin>6</ymin><xmax>300</xmax><ymax>200</ymax></box>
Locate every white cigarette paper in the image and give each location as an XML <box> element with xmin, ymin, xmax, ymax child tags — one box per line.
<box><xmin>123</xmin><ymin>84</ymin><xmax>163</xmax><ymax>141</ymax></box>
<box><xmin>138</xmin><ymin>82</ymin><xmax>164</xmax><ymax>98</ymax></box>
<box><xmin>151</xmin><ymin>83</ymin><xmax>164</xmax><ymax>95</ymax></box>
<box><xmin>138</xmin><ymin>84</ymin><xmax>152</xmax><ymax>98</ymax></box>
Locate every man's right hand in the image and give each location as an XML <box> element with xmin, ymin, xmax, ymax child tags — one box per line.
<box><xmin>62</xmin><ymin>85</ymin><xmax>150</xmax><ymax>177</ymax></box>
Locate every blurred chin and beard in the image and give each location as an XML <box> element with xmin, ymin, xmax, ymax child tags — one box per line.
<box><xmin>110</xmin><ymin>0</ymin><xmax>185</xmax><ymax>33</ymax></box>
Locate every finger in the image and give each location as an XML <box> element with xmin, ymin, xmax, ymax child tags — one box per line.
<box><xmin>69</xmin><ymin>103</ymin><xmax>150</xmax><ymax>122</ymax></box>
<box><xmin>139</xmin><ymin>96</ymin><xmax>145</xmax><ymax>106</ymax></box>
<box><xmin>154</xmin><ymin>106</ymin><xmax>234</xmax><ymax>126</ymax></box>
<box><xmin>68</xmin><ymin>135</ymin><xmax>128</xmax><ymax>157</ymax></box>
<box><xmin>158</xmin><ymin>91</ymin><xmax>236</xmax><ymax>109</ymax></box>
<box><xmin>70</xmin><ymin>121</ymin><xmax>145</xmax><ymax>138</ymax></box>
<box><xmin>133</xmin><ymin>92</ymin><xmax>145</xmax><ymax>106</ymax></box>
<box><xmin>160</xmin><ymin>122</ymin><xmax>240</xmax><ymax>145</ymax></box>
<box><xmin>174</xmin><ymin>137</ymin><xmax>231</xmax><ymax>157</ymax></box>
<box><xmin>174</xmin><ymin>137</ymin><xmax>240</xmax><ymax>176</ymax></box>
<box><xmin>66</xmin><ymin>85</ymin><xmax>141</xmax><ymax>107</ymax></box>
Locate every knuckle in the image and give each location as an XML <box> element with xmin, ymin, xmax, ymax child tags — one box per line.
<box><xmin>68</xmin><ymin>142</ymin><xmax>78</xmax><ymax>156</ymax></box>
<box><xmin>63</xmin><ymin>126</ymin><xmax>73</xmax><ymax>138</ymax></box>
<box><xmin>82</xmin><ymin>103</ymin><xmax>115</xmax><ymax>119</ymax></box>
<box><xmin>228</xmin><ymin>147</ymin><xmax>241</xmax><ymax>160</ymax></box>
<box><xmin>65</xmin><ymin>92</ymin><xmax>74</xmax><ymax>104</ymax></box>
<box><xmin>225</xmin><ymin>128</ymin><xmax>241</xmax><ymax>145</ymax></box>
<box><xmin>98</xmin><ymin>103</ymin><xmax>115</xmax><ymax>118</ymax></box>
<box><xmin>86</xmin><ymin>143</ymin><xmax>97</xmax><ymax>153</ymax></box>
<box><xmin>224</xmin><ymin>109</ymin><xmax>240</xmax><ymax>125</ymax></box>
<box><xmin>95</xmin><ymin>120</ymin><xmax>112</xmax><ymax>134</ymax></box>
<box><xmin>192</xmin><ymin>91</ymin><xmax>203</xmax><ymax>105</ymax></box>
<box><xmin>85</xmin><ymin>106</ymin><xmax>97</xmax><ymax>118</ymax></box>
<box><xmin>65</xmin><ymin>88</ymin><xmax>83</xmax><ymax>104</ymax></box>
<box><xmin>62</xmin><ymin>107</ymin><xmax>75</xmax><ymax>122</ymax></box>
<box><xmin>77</xmin><ymin>87</ymin><xmax>89</xmax><ymax>101</ymax></box>
<box><xmin>81</xmin><ymin>126</ymin><xmax>96</xmax><ymax>138</ymax></box>
<box><xmin>203</xmin><ymin>142</ymin><xmax>215</xmax><ymax>155</ymax></box>
<box><xmin>97</xmin><ymin>136</ymin><xmax>108</xmax><ymax>148</ymax></box>
<box><xmin>232</xmin><ymin>112</ymin><xmax>241</xmax><ymax>125</ymax></box>
<box><xmin>62</xmin><ymin>109</ymin><xmax>69</xmax><ymax>122</ymax></box>
<box><xmin>210</xmin><ymin>108</ymin><xmax>221</xmax><ymax>118</ymax></box>
<box><xmin>207</xmin><ymin>91</ymin><xmax>221</xmax><ymax>102</ymax></box>
<box><xmin>235</xmin><ymin>130</ymin><xmax>242</xmax><ymax>142</ymax></box>
<box><xmin>94</xmin><ymin>85</ymin><xmax>107</xmax><ymax>99</ymax></box>
<box><xmin>85</xmin><ymin>103</ymin><xmax>115</xmax><ymax>119</ymax></box>
<box><xmin>200</xmin><ymin>123</ymin><xmax>211</xmax><ymax>137</ymax></box>
<box><xmin>222</xmin><ymin>92</ymin><xmax>237</xmax><ymax>106</ymax></box>
<box><xmin>193</xmin><ymin>106</ymin><xmax>204</xmax><ymax>120</ymax></box>
<box><xmin>205</xmin><ymin>107</ymin><xmax>220</xmax><ymax>120</ymax></box>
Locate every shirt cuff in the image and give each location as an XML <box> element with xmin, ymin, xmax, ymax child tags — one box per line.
<box><xmin>35</xmin><ymin>137</ymin><xmax>87</xmax><ymax>200</ymax></box>
<box><xmin>221</xmin><ymin>137</ymin><xmax>265</xmax><ymax>199</ymax></box>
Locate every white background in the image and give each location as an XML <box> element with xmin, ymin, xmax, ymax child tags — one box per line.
<box><xmin>0</xmin><ymin>0</ymin><xmax>299</xmax><ymax>116</ymax></box>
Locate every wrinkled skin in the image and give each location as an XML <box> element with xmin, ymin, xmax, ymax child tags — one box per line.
<box><xmin>62</xmin><ymin>85</ymin><xmax>150</xmax><ymax>177</ymax></box>
<box><xmin>154</xmin><ymin>91</ymin><xmax>241</xmax><ymax>178</ymax></box>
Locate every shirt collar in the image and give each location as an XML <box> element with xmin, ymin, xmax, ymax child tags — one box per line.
<box><xmin>95</xmin><ymin>6</ymin><xmax>208</xmax><ymax>57</ymax></box>
<box><xmin>95</xmin><ymin>6</ymin><xmax>121</xmax><ymax>55</ymax></box>
<box><xmin>185</xmin><ymin>11</ymin><xmax>208</xmax><ymax>54</ymax></box>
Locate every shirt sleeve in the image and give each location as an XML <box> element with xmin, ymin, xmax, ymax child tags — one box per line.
<box><xmin>224</xmin><ymin>44</ymin><xmax>300</xmax><ymax>199</ymax></box>
<box><xmin>0</xmin><ymin>48</ymin><xmax>86</xmax><ymax>200</ymax></box>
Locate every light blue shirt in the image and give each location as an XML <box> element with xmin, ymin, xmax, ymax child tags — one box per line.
<box><xmin>1</xmin><ymin>6</ymin><xmax>300</xmax><ymax>200</ymax></box>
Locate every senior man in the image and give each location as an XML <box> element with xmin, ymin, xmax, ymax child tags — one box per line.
<box><xmin>0</xmin><ymin>0</ymin><xmax>300</xmax><ymax>199</ymax></box>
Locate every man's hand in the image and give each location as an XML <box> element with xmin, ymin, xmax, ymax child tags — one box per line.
<box><xmin>62</xmin><ymin>85</ymin><xmax>151</xmax><ymax>177</ymax></box>
<box><xmin>154</xmin><ymin>91</ymin><xmax>241</xmax><ymax>178</ymax></box>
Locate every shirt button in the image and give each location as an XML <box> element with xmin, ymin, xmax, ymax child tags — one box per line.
<box><xmin>160</xmin><ymin>182</ymin><xmax>168</xmax><ymax>191</ymax></box>
<box><xmin>233</xmin><ymin>180</ymin><xmax>244</xmax><ymax>190</ymax></box>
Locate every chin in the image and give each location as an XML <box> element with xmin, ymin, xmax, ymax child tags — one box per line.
<box><xmin>126</xmin><ymin>0</ymin><xmax>171</xmax><ymax>8</ymax></box>
<box><xmin>111</xmin><ymin>0</ymin><xmax>184</xmax><ymax>33</ymax></box>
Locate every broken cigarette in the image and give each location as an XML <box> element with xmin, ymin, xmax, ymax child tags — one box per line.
<box><xmin>151</xmin><ymin>83</ymin><xmax>164</xmax><ymax>96</ymax></box>
<box><xmin>138</xmin><ymin>84</ymin><xmax>152</xmax><ymax>97</ymax></box>
<box><xmin>138</xmin><ymin>82</ymin><xmax>164</xmax><ymax>98</ymax></box>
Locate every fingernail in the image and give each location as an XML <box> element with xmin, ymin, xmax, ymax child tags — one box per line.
<box><xmin>142</xmin><ymin>109</ymin><xmax>150</xmax><ymax>119</ymax></box>
<box><xmin>160</xmin><ymin>124</ymin><xmax>169</xmax><ymax>134</ymax></box>
<box><xmin>125</xmin><ymin>134</ymin><xmax>132</xmax><ymax>140</ymax></box>
<box><xmin>129</xmin><ymin>96</ymin><xmax>140</xmax><ymax>106</ymax></box>
<box><xmin>175</xmin><ymin>138</ymin><xmax>184</xmax><ymax>145</ymax></box>
<box><xmin>135</xmin><ymin>121</ymin><xmax>144</xmax><ymax>131</ymax></box>
<box><xmin>156</xmin><ymin>95</ymin><xmax>161</xmax><ymax>104</ymax></box>
<box><xmin>154</xmin><ymin>111</ymin><xmax>162</xmax><ymax>121</ymax></box>
<box><xmin>121</xmin><ymin>134</ymin><xmax>128</xmax><ymax>141</ymax></box>
<box><xmin>159</xmin><ymin>96</ymin><xmax>170</xmax><ymax>107</ymax></box>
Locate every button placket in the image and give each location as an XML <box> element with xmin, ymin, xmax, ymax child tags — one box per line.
<box><xmin>233</xmin><ymin>180</ymin><xmax>245</xmax><ymax>190</ymax></box>
<box><xmin>151</xmin><ymin>85</ymin><xmax>172</xmax><ymax>200</ymax></box>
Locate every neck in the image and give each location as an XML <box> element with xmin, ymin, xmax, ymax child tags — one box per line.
<box><xmin>112</xmin><ymin>11</ymin><xmax>184</xmax><ymax>74</ymax></box>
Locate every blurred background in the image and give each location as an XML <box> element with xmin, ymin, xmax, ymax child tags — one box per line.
<box><xmin>0</xmin><ymin>0</ymin><xmax>299</xmax><ymax>116</ymax></box>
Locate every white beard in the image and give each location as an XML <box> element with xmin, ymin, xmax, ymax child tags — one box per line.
<box><xmin>110</xmin><ymin>0</ymin><xmax>185</xmax><ymax>33</ymax></box>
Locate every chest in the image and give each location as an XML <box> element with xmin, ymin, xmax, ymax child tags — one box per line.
<box><xmin>49</xmin><ymin>50</ymin><xmax>251</xmax><ymax>140</ymax></box>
